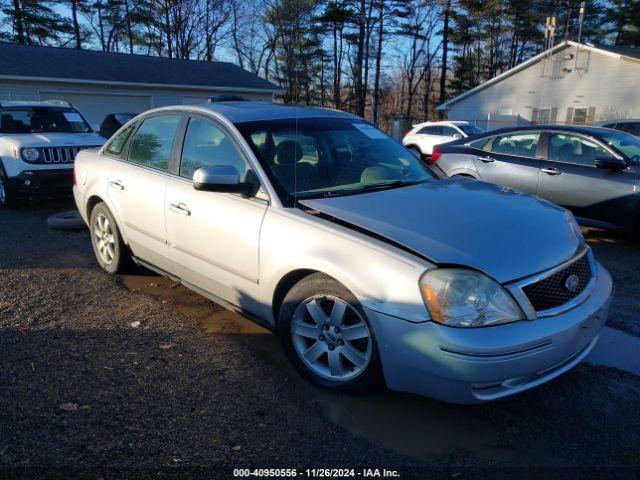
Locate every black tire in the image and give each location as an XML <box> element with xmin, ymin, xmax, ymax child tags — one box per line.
<box><xmin>453</xmin><ymin>174</ymin><xmax>476</xmax><ymax>179</ymax></box>
<box><xmin>47</xmin><ymin>210</ymin><xmax>86</xmax><ymax>231</ymax></box>
<box><xmin>0</xmin><ymin>171</ymin><xmax>16</xmax><ymax>207</ymax></box>
<box><xmin>278</xmin><ymin>273</ymin><xmax>382</xmax><ymax>393</ymax></box>
<box><xmin>89</xmin><ymin>202</ymin><xmax>132</xmax><ymax>274</ymax></box>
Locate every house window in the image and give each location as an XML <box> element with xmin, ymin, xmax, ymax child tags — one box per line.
<box><xmin>532</xmin><ymin>108</ymin><xmax>556</xmax><ymax>124</ymax></box>
<box><xmin>566</xmin><ymin>106</ymin><xmax>596</xmax><ymax>125</ymax></box>
<box><xmin>572</xmin><ymin>108</ymin><xmax>588</xmax><ymax>125</ymax></box>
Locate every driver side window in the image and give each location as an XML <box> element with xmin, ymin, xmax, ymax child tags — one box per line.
<box><xmin>179</xmin><ymin>117</ymin><xmax>248</xmax><ymax>180</ymax></box>
<box><xmin>548</xmin><ymin>133</ymin><xmax>614</xmax><ymax>166</ymax></box>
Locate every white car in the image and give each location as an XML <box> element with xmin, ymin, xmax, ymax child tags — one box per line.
<box><xmin>402</xmin><ymin>121</ymin><xmax>484</xmax><ymax>156</ymax></box>
<box><xmin>0</xmin><ymin>100</ymin><xmax>104</xmax><ymax>206</ymax></box>
<box><xmin>73</xmin><ymin>102</ymin><xmax>612</xmax><ymax>404</ymax></box>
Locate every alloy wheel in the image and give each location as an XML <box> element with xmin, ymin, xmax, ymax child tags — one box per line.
<box><xmin>93</xmin><ymin>213</ymin><xmax>116</xmax><ymax>265</ymax></box>
<box><xmin>291</xmin><ymin>295</ymin><xmax>372</xmax><ymax>381</ymax></box>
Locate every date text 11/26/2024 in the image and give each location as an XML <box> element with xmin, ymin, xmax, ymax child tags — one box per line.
<box><xmin>232</xmin><ymin>468</ymin><xmax>401</xmax><ymax>478</ymax></box>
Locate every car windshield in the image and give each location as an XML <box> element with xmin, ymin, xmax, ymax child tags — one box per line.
<box><xmin>457</xmin><ymin>124</ymin><xmax>484</xmax><ymax>135</ymax></box>
<box><xmin>235</xmin><ymin>117</ymin><xmax>435</xmax><ymax>203</ymax></box>
<box><xmin>0</xmin><ymin>106</ymin><xmax>92</xmax><ymax>134</ymax></box>
<box><xmin>599</xmin><ymin>130</ymin><xmax>640</xmax><ymax>164</ymax></box>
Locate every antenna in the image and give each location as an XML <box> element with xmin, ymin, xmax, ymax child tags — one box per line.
<box><xmin>575</xmin><ymin>2</ymin><xmax>586</xmax><ymax>71</ymax></box>
<box><xmin>543</xmin><ymin>16</ymin><xmax>557</xmax><ymax>78</ymax></box>
<box><xmin>577</xmin><ymin>2</ymin><xmax>586</xmax><ymax>44</ymax></box>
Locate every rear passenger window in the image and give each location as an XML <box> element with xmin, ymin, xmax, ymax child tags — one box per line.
<box><xmin>105</xmin><ymin>124</ymin><xmax>135</xmax><ymax>156</ymax></box>
<box><xmin>491</xmin><ymin>132</ymin><xmax>540</xmax><ymax>158</ymax></box>
<box><xmin>128</xmin><ymin>115</ymin><xmax>180</xmax><ymax>171</ymax></box>
<box><xmin>179</xmin><ymin>117</ymin><xmax>247</xmax><ymax>179</ymax></box>
<box><xmin>470</xmin><ymin>138</ymin><xmax>491</xmax><ymax>150</ymax></box>
<box><xmin>417</xmin><ymin>126</ymin><xmax>442</xmax><ymax>135</ymax></box>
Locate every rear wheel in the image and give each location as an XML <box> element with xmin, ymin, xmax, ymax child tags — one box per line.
<box><xmin>278</xmin><ymin>273</ymin><xmax>382</xmax><ymax>392</ymax></box>
<box><xmin>89</xmin><ymin>202</ymin><xmax>132</xmax><ymax>274</ymax></box>
<box><xmin>0</xmin><ymin>172</ymin><xmax>16</xmax><ymax>207</ymax></box>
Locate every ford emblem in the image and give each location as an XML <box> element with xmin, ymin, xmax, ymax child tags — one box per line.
<box><xmin>564</xmin><ymin>274</ymin><xmax>580</xmax><ymax>293</ymax></box>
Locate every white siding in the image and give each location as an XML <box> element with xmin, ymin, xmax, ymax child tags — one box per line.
<box><xmin>0</xmin><ymin>79</ymin><xmax>274</xmax><ymax>126</ymax></box>
<box><xmin>446</xmin><ymin>45</ymin><xmax>640</xmax><ymax>126</ymax></box>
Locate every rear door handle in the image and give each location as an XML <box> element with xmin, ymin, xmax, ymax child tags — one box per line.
<box><xmin>477</xmin><ymin>156</ymin><xmax>495</xmax><ymax>163</ymax></box>
<box><xmin>541</xmin><ymin>167</ymin><xmax>562</xmax><ymax>175</ymax></box>
<box><xmin>169</xmin><ymin>202</ymin><xmax>191</xmax><ymax>216</ymax></box>
<box><xmin>109</xmin><ymin>180</ymin><xmax>124</xmax><ymax>190</ymax></box>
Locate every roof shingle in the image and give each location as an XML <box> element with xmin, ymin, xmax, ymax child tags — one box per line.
<box><xmin>0</xmin><ymin>42</ymin><xmax>280</xmax><ymax>91</ymax></box>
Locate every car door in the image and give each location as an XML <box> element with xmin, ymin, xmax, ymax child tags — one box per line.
<box><xmin>414</xmin><ymin>125</ymin><xmax>443</xmax><ymax>154</ymax></box>
<box><xmin>537</xmin><ymin>131</ymin><xmax>636</xmax><ymax>228</ymax></box>
<box><xmin>164</xmin><ymin>115</ymin><xmax>268</xmax><ymax>312</ymax></box>
<box><xmin>440</xmin><ymin>125</ymin><xmax>462</xmax><ymax>145</ymax></box>
<box><xmin>107</xmin><ymin>113</ymin><xmax>181</xmax><ymax>273</ymax></box>
<box><xmin>473</xmin><ymin>131</ymin><xmax>542</xmax><ymax>195</ymax></box>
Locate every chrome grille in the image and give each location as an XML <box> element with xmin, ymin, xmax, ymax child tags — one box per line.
<box><xmin>522</xmin><ymin>254</ymin><xmax>592</xmax><ymax>312</ymax></box>
<box><xmin>41</xmin><ymin>145</ymin><xmax>99</xmax><ymax>164</ymax></box>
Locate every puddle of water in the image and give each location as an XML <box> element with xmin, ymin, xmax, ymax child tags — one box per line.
<box><xmin>587</xmin><ymin>326</ymin><xmax>640</xmax><ymax>375</ymax></box>
<box><xmin>121</xmin><ymin>272</ymin><xmax>514</xmax><ymax>463</ymax></box>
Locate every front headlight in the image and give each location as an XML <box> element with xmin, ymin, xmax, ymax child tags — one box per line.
<box><xmin>419</xmin><ymin>269</ymin><xmax>524</xmax><ymax>327</ymax></box>
<box><xmin>21</xmin><ymin>148</ymin><xmax>41</xmax><ymax>162</ymax></box>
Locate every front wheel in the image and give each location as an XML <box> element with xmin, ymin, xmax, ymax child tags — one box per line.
<box><xmin>89</xmin><ymin>202</ymin><xmax>132</xmax><ymax>274</ymax></box>
<box><xmin>0</xmin><ymin>172</ymin><xmax>16</xmax><ymax>207</ymax></box>
<box><xmin>278</xmin><ymin>273</ymin><xmax>382</xmax><ymax>392</ymax></box>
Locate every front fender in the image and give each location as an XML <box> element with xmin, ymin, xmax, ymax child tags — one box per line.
<box><xmin>258</xmin><ymin>208</ymin><xmax>432</xmax><ymax>325</ymax></box>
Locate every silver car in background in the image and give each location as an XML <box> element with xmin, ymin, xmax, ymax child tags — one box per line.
<box><xmin>73</xmin><ymin>102</ymin><xmax>613</xmax><ymax>404</ymax></box>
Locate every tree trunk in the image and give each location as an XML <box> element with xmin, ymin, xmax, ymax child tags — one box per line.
<box><xmin>439</xmin><ymin>0</ymin><xmax>451</xmax><ymax>118</ymax></box>
<box><xmin>125</xmin><ymin>0</ymin><xmax>134</xmax><ymax>54</ymax></box>
<box><xmin>332</xmin><ymin>22</ymin><xmax>341</xmax><ymax>110</ymax></box>
<box><xmin>354</xmin><ymin>0</ymin><xmax>366</xmax><ymax>117</ymax></box>
<box><xmin>12</xmin><ymin>0</ymin><xmax>25</xmax><ymax>44</ymax></box>
<box><xmin>165</xmin><ymin>2</ymin><xmax>173</xmax><ymax>58</ymax></box>
<box><xmin>71</xmin><ymin>0</ymin><xmax>81</xmax><ymax>48</ymax></box>
<box><xmin>372</xmin><ymin>0</ymin><xmax>384</xmax><ymax>125</ymax></box>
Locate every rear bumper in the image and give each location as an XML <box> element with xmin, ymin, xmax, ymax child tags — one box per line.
<box><xmin>366</xmin><ymin>262</ymin><xmax>613</xmax><ymax>404</ymax></box>
<box><xmin>7</xmin><ymin>168</ymin><xmax>73</xmax><ymax>196</ymax></box>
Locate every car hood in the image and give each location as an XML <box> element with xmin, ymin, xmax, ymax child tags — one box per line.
<box><xmin>0</xmin><ymin>132</ymin><xmax>105</xmax><ymax>148</ymax></box>
<box><xmin>300</xmin><ymin>178</ymin><xmax>583</xmax><ymax>283</ymax></box>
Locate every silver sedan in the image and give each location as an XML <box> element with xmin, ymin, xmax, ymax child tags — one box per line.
<box><xmin>73</xmin><ymin>102</ymin><xmax>613</xmax><ymax>404</ymax></box>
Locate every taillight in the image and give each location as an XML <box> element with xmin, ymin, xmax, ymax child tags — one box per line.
<box><xmin>430</xmin><ymin>145</ymin><xmax>442</xmax><ymax>164</ymax></box>
<box><xmin>402</xmin><ymin>130</ymin><xmax>410</xmax><ymax>139</ymax></box>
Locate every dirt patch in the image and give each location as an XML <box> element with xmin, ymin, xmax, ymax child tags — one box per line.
<box><xmin>583</xmin><ymin>227</ymin><xmax>640</xmax><ymax>337</ymax></box>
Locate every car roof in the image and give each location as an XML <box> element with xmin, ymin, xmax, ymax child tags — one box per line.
<box><xmin>413</xmin><ymin>120</ymin><xmax>469</xmax><ymax>127</ymax></box>
<box><xmin>596</xmin><ymin>119</ymin><xmax>640</xmax><ymax>124</ymax></box>
<box><xmin>195</xmin><ymin>101</ymin><xmax>362</xmax><ymax>123</ymax></box>
<box><xmin>472</xmin><ymin>124</ymin><xmax>620</xmax><ymax>137</ymax></box>
<box><xmin>0</xmin><ymin>100</ymin><xmax>73</xmax><ymax>108</ymax></box>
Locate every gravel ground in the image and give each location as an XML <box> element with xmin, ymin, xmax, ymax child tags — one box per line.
<box><xmin>1</xmin><ymin>201</ymin><xmax>639</xmax><ymax>479</ymax></box>
<box><xmin>583</xmin><ymin>228</ymin><xmax>640</xmax><ymax>337</ymax></box>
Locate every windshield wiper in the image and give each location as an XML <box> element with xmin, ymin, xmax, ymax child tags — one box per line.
<box><xmin>320</xmin><ymin>179</ymin><xmax>427</xmax><ymax>197</ymax></box>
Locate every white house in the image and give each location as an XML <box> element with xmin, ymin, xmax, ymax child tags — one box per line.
<box><xmin>437</xmin><ymin>41</ymin><xmax>640</xmax><ymax>130</ymax></box>
<box><xmin>0</xmin><ymin>42</ymin><xmax>281</xmax><ymax>127</ymax></box>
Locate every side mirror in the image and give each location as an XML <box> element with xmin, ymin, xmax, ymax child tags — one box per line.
<box><xmin>193</xmin><ymin>165</ymin><xmax>254</xmax><ymax>195</ymax></box>
<box><xmin>594</xmin><ymin>157</ymin><xmax>627</xmax><ymax>171</ymax></box>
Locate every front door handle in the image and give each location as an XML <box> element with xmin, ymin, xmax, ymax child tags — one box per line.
<box><xmin>477</xmin><ymin>156</ymin><xmax>495</xmax><ymax>163</ymax></box>
<box><xmin>169</xmin><ymin>202</ymin><xmax>191</xmax><ymax>216</ymax></box>
<box><xmin>541</xmin><ymin>167</ymin><xmax>562</xmax><ymax>175</ymax></box>
<box><xmin>109</xmin><ymin>180</ymin><xmax>125</xmax><ymax>190</ymax></box>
